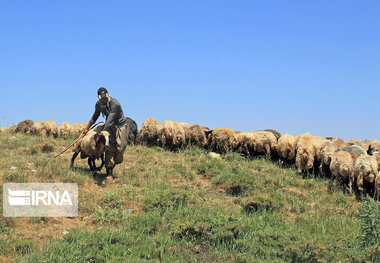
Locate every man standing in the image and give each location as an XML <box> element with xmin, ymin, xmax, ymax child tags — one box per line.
<box><xmin>83</xmin><ymin>87</ymin><xmax>128</xmax><ymax>178</ymax></box>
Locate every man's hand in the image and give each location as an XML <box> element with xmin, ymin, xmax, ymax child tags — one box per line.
<box><xmin>83</xmin><ymin>122</ymin><xmax>92</xmax><ymax>135</ymax></box>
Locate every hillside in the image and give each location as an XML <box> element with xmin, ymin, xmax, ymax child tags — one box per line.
<box><xmin>0</xmin><ymin>131</ymin><xmax>378</xmax><ymax>262</ymax></box>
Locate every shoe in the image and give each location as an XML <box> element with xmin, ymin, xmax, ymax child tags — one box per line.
<box><xmin>106</xmin><ymin>168</ymin><xmax>113</xmax><ymax>177</ymax></box>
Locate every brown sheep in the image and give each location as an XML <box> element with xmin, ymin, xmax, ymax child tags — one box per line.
<box><xmin>207</xmin><ymin>128</ymin><xmax>238</xmax><ymax>154</ymax></box>
<box><xmin>263</xmin><ymin>129</ymin><xmax>281</xmax><ymax>141</ymax></box>
<box><xmin>138</xmin><ymin>118</ymin><xmax>159</xmax><ymax>146</ymax></box>
<box><xmin>235</xmin><ymin>132</ymin><xmax>256</xmax><ymax>159</ymax></box>
<box><xmin>189</xmin><ymin>124</ymin><xmax>208</xmax><ymax>148</ymax></box>
<box><xmin>16</xmin><ymin>120</ymin><xmax>34</xmax><ymax>134</ymax></box>
<box><xmin>71</xmin><ymin>129</ymin><xmax>110</xmax><ymax>173</ymax></box>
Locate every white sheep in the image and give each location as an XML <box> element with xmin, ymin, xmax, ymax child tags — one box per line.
<box><xmin>58</xmin><ymin>122</ymin><xmax>71</xmax><ymax>138</ymax></box>
<box><xmin>295</xmin><ymin>133</ymin><xmax>316</xmax><ymax>176</ymax></box>
<box><xmin>318</xmin><ymin>140</ymin><xmax>338</xmax><ymax>178</ymax></box>
<box><xmin>330</xmin><ymin>150</ymin><xmax>354</xmax><ymax>192</ymax></box>
<box><xmin>353</xmin><ymin>155</ymin><xmax>378</xmax><ymax>197</ymax></box>
<box><xmin>157</xmin><ymin>120</ymin><xmax>186</xmax><ymax>150</ymax></box>
<box><xmin>249</xmin><ymin>131</ymin><xmax>277</xmax><ymax>159</ymax></box>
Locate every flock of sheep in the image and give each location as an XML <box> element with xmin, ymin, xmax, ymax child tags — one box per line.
<box><xmin>2</xmin><ymin>118</ymin><xmax>380</xmax><ymax>201</ymax></box>
<box><xmin>137</xmin><ymin>118</ymin><xmax>380</xmax><ymax>201</ymax></box>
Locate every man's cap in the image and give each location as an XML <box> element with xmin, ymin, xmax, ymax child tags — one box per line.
<box><xmin>97</xmin><ymin>87</ymin><xmax>109</xmax><ymax>99</ymax></box>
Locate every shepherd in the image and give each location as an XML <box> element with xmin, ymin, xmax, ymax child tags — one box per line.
<box><xmin>83</xmin><ymin>87</ymin><xmax>128</xmax><ymax>178</ymax></box>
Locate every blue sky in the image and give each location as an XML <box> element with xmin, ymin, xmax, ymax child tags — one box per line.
<box><xmin>1</xmin><ymin>1</ymin><xmax>379</xmax><ymax>140</ymax></box>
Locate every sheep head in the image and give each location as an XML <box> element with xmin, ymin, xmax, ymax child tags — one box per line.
<box><xmin>98</xmin><ymin>131</ymin><xmax>110</xmax><ymax>150</ymax></box>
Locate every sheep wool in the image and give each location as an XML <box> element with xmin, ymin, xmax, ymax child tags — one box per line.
<box><xmin>189</xmin><ymin>124</ymin><xmax>208</xmax><ymax>147</ymax></box>
<box><xmin>139</xmin><ymin>118</ymin><xmax>159</xmax><ymax>146</ymax></box>
<box><xmin>207</xmin><ymin>128</ymin><xmax>237</xmax><ymax>154</ymax></box>
<box><xmin>330</xmin><ymin>150</ymin><xmax>354</xmax><ymax>191</ymax></box>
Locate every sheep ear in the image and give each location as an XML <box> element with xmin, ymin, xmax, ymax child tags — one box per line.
<box><xmin>205</xmin><ymin>130</ymin><xmax>213</xmax><ymax>138</ymax></box>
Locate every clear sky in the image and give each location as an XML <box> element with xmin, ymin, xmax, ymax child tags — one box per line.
<box><xmin>1</xmin><ymin>1</ymin><xmax>379</xmax><ymax>141</ymax></box>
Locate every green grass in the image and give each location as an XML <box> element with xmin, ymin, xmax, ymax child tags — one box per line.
<box><xmin>0</xmin><ymin>130</ymin><xmax>378</xmax><ymax>262</ymax></box>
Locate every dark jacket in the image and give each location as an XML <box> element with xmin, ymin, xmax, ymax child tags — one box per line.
<box><xmin>89</xmin><ymin>97</ymin><xmax>127</xmax><ymax>132</ymax></box>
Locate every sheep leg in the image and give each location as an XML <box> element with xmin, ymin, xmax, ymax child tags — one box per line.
<box><xmin>70</xmin><ymin>152</ymin><xmax>79</xmax><ymax>169</ymax></box>
<box><xmin>92</xmin><ymin>159</ymin><xmax>96</xmax><ymax>172</ymax></box>
<box><xmin>97</xmin><ymin>155</ymin><xmax>105</xmax><ymax>171</ymax></box>
<box><xmin>88</xmin><ymin>158</ymin><xmax>95</xmax><ymax>171</ymax></box>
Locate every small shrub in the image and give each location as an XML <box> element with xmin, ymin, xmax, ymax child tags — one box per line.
<box><xmin>359</xmin><ymin>197</ymin><xmax>380</xmax><ymax>248</ymax></box>
<box><xmin>2</xmin><ymin>170</ymin><xmax>26</xmax><ymax>183</ymax></box>
<box><xmin>0</xmin><ymin>216</ymin><xmax>14</xmax><ymax>234</ymax></box>
<box><xmin>142</xmin><ymin>188</ymin><xmax>191</xmax><ymax>211</ymax></box>
<box><xmin>92</xmin><ymin>191</ymin><xmax>126</xmax><ymax>223</ymax></box>
<box><xmin>211</xmin><ymin>168</ymin><xmax>256</xmax><ymax>196</ymax></box>
<box><xmin>13</xmin><ymin>239</ymin><xmax>36</xmax><ymax>256</ymax></box>
<box><xmin>92</xmin><ymin>208</ymin><xmax>126</xmax><ymax>223</ymax></box>
<box><xmin>39</xmin><ymin>142</ymin><xmax>55</xmax><ymax>153</ymax></box>
<box><xmin>125</xmin><ymin>210</ymin><xmax>162</xmax><ymax>235</ymax></box>
<box><xmin>102</xmin><ymin>191</ymin><xmax>123</xmax><ymax>209</ymax></box>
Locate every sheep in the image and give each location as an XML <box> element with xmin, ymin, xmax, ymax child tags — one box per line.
<box><xmin>353</xmin><ymin>155</ymin><xmax>378</xmax><ymax>197</ymax></box>
<box><xmin>341</xmin><ymin>145</ymin><xmax>367</xmax><ymax>160</ymax></box>
<box><xmin>138</xmin><ymin>118</ymin><xmax>159</xmax><ymax>146</ymax></box>
<box><xmin>295</xmin><ymin>133</ymin><xmax>316</xmax><ymax>176</ymax></box>
<box><xmin>58</xmin><ymin>122</ymin><xmax>71</xmax><ymax>138</ymax></box>
<box><xmin>249</xmin><ymin>131</ymin><xmax>277</xmax><ymax>159</ymax></box>
<box><xmin>189</xmin><ymin>124</ymin><xmax>208</xmax><ymax>148</ymax></box>
<box><xmin>179</xmin><ymin>122</ymin><xmax>191</xmax><ymax>145</ymax></box>
<box><xmin>318</xmin><ymin>140</ymin><xmax>338</xmax><ymax>178</ymax></box>
<box><xmin>157</xmin><ymin>120</ymin><xmax>186</xmax><ymax>150</ymax></box>
<box><xmin>71</xmin><ymin>129</ymin><xmax>110</xmax><ymax>173</ymax></box>
<box><xmin>312</xmin><ymin>136</ymin><xmax>329</xmax><ymax>176</ymax></box>
<box><xmin>125</xmin><ymin>117</ymin><xmax>138</xmax><ymax>145</ymax></box>
<box><xmin>330</xmin><ymin>151</ymin><xmax>354</xmax><ymax>192</ymax></box>
<box><xmin>16</xmin><ymin>120</ymin><xmax>34</xmax><ymax>134</ymax></box>
<box><xmin>70</xmin><ymin>123</ymin><xmax>87</xmax><ymax>137</ymax></box>
<box><xmin>263</xmin><ymin>129</ymin><xmax>281</xmax><ymax>141</ymax></box>
<box><xmin>235</xmin><ymin>132</ymin><xmax>256</xmax><ymax>159</ymax></box>
<box><xmin>344</xmin><ymin>139</ymin><xmax>368</xmax><ymax>152</ymax></box>
<box><xmin>367</xmin><ymin>140</ymin><xmax>380</xmax><ymax>155</ymax></box>
<box><xmin>30</xmin><ymin>121</ymin><xmax>58</xmax><ymax>137</ymax></box>
<box><xmin>275</xmin><ymin>134</ymin><xmax>298</xmax><ymax>165</ymax></box>
<box><xmin>207</xmin><ymin>128</ymin><xmax>238</xmax><ymax>154</ymax></box>
<box><xmin>331</xmin><ymin>138</ymin><xmax>345</xmax><ymax>150</ymax></box>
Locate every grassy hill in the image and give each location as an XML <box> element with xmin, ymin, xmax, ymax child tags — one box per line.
<box><xmin>0</xmin><ymin>131</ymin><xmax>378</xmax><ymax>262</ymax></box>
